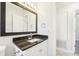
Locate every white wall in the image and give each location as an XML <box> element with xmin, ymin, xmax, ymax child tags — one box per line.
<box><xmin>37</xmin><ymin>2</ymin><xmax>56</xmax><ymax>56</ymax></box>
<box><xmin>48</xmin><ymin>3</ymin><xmax>56</xmax><ymax>56</ymax></box>
<box><xmin>37</xmin><ymin>3</ymin><xmax>49</xmax><ymax>35</ymax></box>
<box><xmin>56</xmin><ymin>6</ymin><xmax>68</xmax><ymax>41</ymax></box>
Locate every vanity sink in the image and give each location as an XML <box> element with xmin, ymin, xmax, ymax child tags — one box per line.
<box><xmin>13</xmin><ymin>34</ymin><xmax>48</xmax><ymax>51</ymax></box>
<box><xmin>27</xmin><ymin>39</ymin><xmax>43</xmax><ymax>43</ymax></box>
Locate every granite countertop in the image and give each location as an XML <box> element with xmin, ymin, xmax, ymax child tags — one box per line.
<box><xmin>13</xmin><ymin>34</ymin><xmax>48</xmax><ymax>51</ymax></box>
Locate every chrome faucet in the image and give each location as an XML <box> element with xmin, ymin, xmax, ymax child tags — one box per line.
<box><xmin>28</xmin><ymin>33</ymin><xmax>32</xmax><ymax>40</ymax></box>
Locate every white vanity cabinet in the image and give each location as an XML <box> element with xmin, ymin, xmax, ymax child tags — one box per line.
<box><xmin>23</xmin><ymin>40</ymin><xmax>48</xmax><ymax>56</ymax></box>
<box><xmin>16</xmin><ymin>40</ymin><xmax>48</xmax><ymax>56</ymax></box>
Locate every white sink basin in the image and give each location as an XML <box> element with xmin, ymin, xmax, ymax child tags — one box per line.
<box><xmin>27</xmin><ymin>39</ymin><xmax>41</xmax><ymax>43</ymax></box>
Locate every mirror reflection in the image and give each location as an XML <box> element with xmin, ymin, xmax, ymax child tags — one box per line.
<box><xmin>6</xmin><ymin>2</ymin><xmax>36</xmax><ymax>33</ymax></box>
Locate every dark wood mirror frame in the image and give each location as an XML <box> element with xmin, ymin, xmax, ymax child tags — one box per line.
<box><xmin>0</xmin><ymin>2</ymin><xmax>38</xmax><ymax>36</ymax></box>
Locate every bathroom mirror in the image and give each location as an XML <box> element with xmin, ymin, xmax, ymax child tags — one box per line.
<box><xmin>0</xmin><ymin>2</ymin><xmax>37</xmax><ymax>36</ymax></box>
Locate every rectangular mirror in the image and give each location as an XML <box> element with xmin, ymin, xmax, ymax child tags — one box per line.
<box><xmin>0</xmin><ymin>2</ymin><xmax>37</xmax><ymax>36</ymax></box>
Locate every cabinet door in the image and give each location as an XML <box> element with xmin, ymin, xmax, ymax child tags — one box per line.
<box><xmin>27</xmin><ymin>12</ymin><xmax>36</xmax><ymax>32</ymax></box>
<box><xmin>38</xmin><ymin>40</ymin><xmax>48</xmax><ymax>56</ymax></box>
<box><xmin>22</xmin><ymin>44</ymin><xmax>40</xmax><ymax>56</ymax></box>
<box><xmin>22</xmin><ymin>40</ymin><xmax>48</xmax><ymax>56</ymax></box>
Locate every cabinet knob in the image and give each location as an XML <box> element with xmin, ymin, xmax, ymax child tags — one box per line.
<box><xmin>16</xmin><ymin>50</ymin><xmax>20</xmax><ymax>53</ymax></box>
<box><xmin>14</xmin><ymin>50</ymin><xmax>20</xmax><ymax>54</ymax></box>
<box><xmin>39</xmin><ymin>49</ymin><xmax>42</xmax><ymax>52</ymax></box>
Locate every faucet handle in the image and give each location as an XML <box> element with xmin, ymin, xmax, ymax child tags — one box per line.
<box><xmin>30</xmin><ymin>33</ymin><xmax>33</xmax><ymax>35</ymax></box>
<box><xmin>28</xmin><ymin>34</ymin><xmax>32</xmax><ymax>40</ymax></box>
